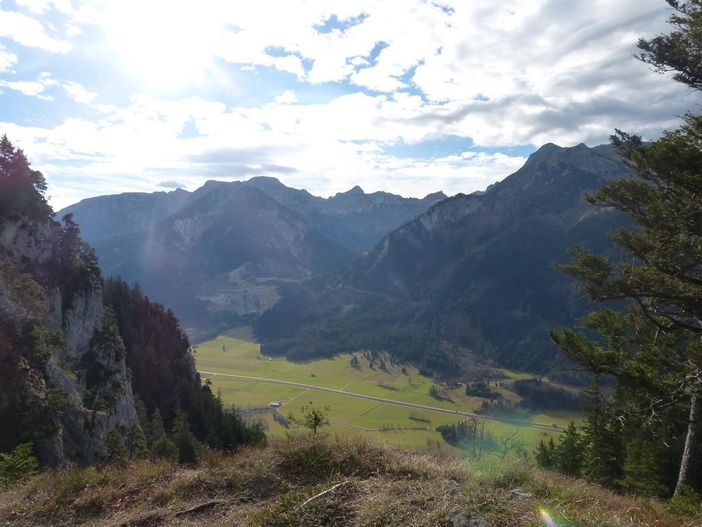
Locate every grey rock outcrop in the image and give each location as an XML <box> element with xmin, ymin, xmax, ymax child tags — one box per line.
<box><xmin>0</xmin><ymin>218</ymin><xmax>140</xmax><ymax>466</ymax></box>
<box><xmin>450</xmin><ymin>510</ymin><xmax>492</xmax><ymax>527</ymax></box>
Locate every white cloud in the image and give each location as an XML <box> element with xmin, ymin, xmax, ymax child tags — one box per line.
<box><xmin>0</xmin><ymin>43</ymin><xmax>17</xmax><ymax>71</ymax></box>
<box><xmin>0</xmin><ymin>8</ymin><xmax>71</xmax><ymax>52</ymax></box>
<box><xmin>15</xmin><ymin>0</ymin><xmax>74</xmax><ymax>15</ymax></box>
<box><xmin>136</xmin><ymin>0</ymin><xmax>693</xmax><ymax>148</ymax></box>
<box><xmin>0</xmin><ymin>0</ymin><xmax>697</xmax><ymax>209</ymax></box>
<box><xmin>1</xmin><ymin>93</ymin><xmax>529</xmax><ymax>210</ymax></box>
<box><xmin>0</xmin><ymin>71</ymin><xmax>56</xmax><ymax>99</ymax></box>
<box><xmin>274</xmin><ymin>90</ymin><xmax>298</xmax><ymax>104</ymax></box>
<box><xmin>272</xmin><ymin>55</ymin><xmax>306</xmax><ymax>78</ymax></box>
<box><xmin>62</xmin><ymin>80</ymin><xmax>96</xmax><ymax>104</ymax></box>
<box><xmin>0</xmin><ymin>79</ymin><xmax>48</xmax><ymax>97</ymax></box>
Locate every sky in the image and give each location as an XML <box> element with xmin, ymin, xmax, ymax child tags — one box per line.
<box><xmin>0</xmin><ymin>0</ymin><xmax>698</xmax><ymax>210</ymax></box>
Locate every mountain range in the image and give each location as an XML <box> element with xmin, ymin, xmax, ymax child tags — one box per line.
<box><xmin>60</xmin><ymin>179</ymin><xmax>445</xmax><ymax>338</ymax></box>
<box><xmin>253</xmin><ymin>143</ymin><xmax>630</xmax><ymax>374</ymax></box>
<box><xmin>62</xmin><ymin>143</ymin><xmax>630</xmax><ymax>373</ymax></box>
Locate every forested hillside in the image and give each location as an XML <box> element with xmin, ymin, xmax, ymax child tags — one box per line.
<box><xmin>0</xmin><ymin>136</ymin><xmax>262</xmax><ymax>468</ymax></box>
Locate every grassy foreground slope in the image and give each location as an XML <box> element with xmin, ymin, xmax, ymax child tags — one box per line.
<box><xmin>194</xmin><ymin>329</ymin><xmax>580</xmax><ymax>450</ymax></box>
<box><xmin>1</xmin><ymin>437</ymin><xmax>698</xmax><ymax>527</ymax></box>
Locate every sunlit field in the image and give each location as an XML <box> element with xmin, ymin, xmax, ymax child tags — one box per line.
<box><xmin>194</xmin><ymin>328</ymin><xmax>580</xmax><ymax>451</ymax></box>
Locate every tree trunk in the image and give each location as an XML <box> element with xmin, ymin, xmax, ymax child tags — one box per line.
<box><xmin>674</xmin><ymin>391</ymin><xmax>699</xmax><ymax>496</ymax></box>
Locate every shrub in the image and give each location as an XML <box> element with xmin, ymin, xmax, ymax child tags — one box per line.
<box><xmin>104</xmin><ymin>430</ymin><xmax>128</xmax><ymax>465</ymax></box>
<box><xmin>513</xmin><ymin>379</ymin><xmax>581</xmax><ymax>411</ymax></box>
<box><xmin>465</xmin><ymin>381</ymin><xmax>502</xmax><ymax>399</ymax></box>
<box><xmin>0</xmin><ymin>443</ymin><xmax>38</xmax><ymax>487</ymax></box>
<box><xmin>667</xmin><ymin>486</ymin><xmax>702</xmax><ymax>517</ymax></box>
<box><xmin>152</xmin><ymin>436</ymin><xmax>178</xmax><ymax>460</ymax></box>
<box><xmin>275</xmin><ymin>436</ymin><xmax>395</xmax><ymax>484</ymax></box>
<box><xmin>429</xmin><ymin>384</ymin><xmax>453</xmax><ymax>402</ymax></box>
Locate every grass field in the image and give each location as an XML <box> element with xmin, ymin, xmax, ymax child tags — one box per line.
<box><xmin>194</xmin><ymin>328</ymin><xmax>580</xmax><ymax>452</ymax></box>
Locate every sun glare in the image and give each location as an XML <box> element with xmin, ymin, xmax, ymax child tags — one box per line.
<box><xmin>540</xmin><ymin>508</ymin><xmax>559</xmax><ymax>527</ymax></box>
<box><xmin>103</xmin><ymin>0</ymin><xmax>222</xmax><ymax>88</ymax></box>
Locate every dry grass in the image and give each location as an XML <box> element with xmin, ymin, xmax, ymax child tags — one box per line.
<box><xmin>0</xmin><ymin>437</ymin><xmax>699</xmax><ymax>527</ymax></box>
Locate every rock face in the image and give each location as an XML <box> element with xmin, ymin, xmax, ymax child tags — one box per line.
<box><xmin>0</xmin><ymin>218</ymin><xmax>140</xmax><ymax>467</ymax></box>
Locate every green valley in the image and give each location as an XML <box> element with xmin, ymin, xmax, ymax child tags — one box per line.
<box><xmin>194</xmin><ymin>328</ymin><xmax>581</xmax><ymax>452</ymax></box>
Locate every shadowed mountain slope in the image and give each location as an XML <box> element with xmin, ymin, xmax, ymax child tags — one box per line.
<box><xmin>254</xmin><ymin>143</ymin><xmax>630</xmax><ymax>373</ymax></box>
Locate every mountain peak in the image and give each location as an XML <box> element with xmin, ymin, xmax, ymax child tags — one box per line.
<box><xmin>527</xmin><ymin>142</ymin><xmax>599</xmax><ymax>167</ymax></box>
<box><xmin>534</xmin><ymin>142</ymin><xmax>592</xmax><ymax>157</ymax></box>
<box><xmin>534</xmin><ymin>142</ymin><xmax>563</xmax><ymax>155</ymax></box>
<box><xmin>497</xmin><ymin>141</ymin><xmax>626</xmax><ymax>200</ymax></box>
<box><xmin>246</xmin><ymin>176</ymin><xmax>285</xmax><ymax>187</ymax></box>
<box><xmin>201</xmin><ymin>179</ymin><xmax>228</xmax><ymax>190</ymax></box>
<box><xmin>423</xmin><ymin>191</ymin><xmax>447</xmax><ymax>202</ymax></box>
<box><xmin>334</xmin><ymin>185</ymin><xmax>365</xmax><ymax>197</ymax></box>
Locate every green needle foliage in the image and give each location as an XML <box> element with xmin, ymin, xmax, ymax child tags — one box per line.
<box><xmin>104</xmin><ymin>430</ymin><xmax>128</xmax><ymax>466</ymax></box>
<box><xmin>0</xmin><ymin>443</ymin><xmax>38</xmax><ymax>487</ymax></box>
<box><xmin>555</xmin><ymin>422</ymin><xmax>585</xmax><ymax>476</ymax></box>
<box><xmin>171</xmin><ymin>409</ymin><xmax>200</xmax><ymax>465</ymax></box>
<box><xmin>550</xmin><ymin>0</ymin><xmax>702</xmax><ymax>497</ymax></box>
<box><xmin>637</xmin><ymin>1</ymin><xmax>702</xmax><ymax>91</ymax></box>
<box><xmin>0</xmin><ymin>135</ymin><xmax>51</xmax><ymax>220</ymax></box>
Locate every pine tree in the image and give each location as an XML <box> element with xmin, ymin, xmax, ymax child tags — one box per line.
<box><xmin>636</xmin><ymin>1</ymin><xmax>702</xmax><ymax>90</ymax></box>
<box><xmin>556</xmin><ymin>422</ymin><xmax>584</xmax><ymax>476</ymax></box>
<box><xmin>581</xmin><ymin>383</ymin><xmax>623</xmax><ymax>488</ymax></box>
<box><xmin>171</xmin><ymin>409</ymin><xmax>200</xmax><ymax>465</ymax></box>
<box><xmin>151</xmin><ymin>436</ymin><xmax>177</xmax><ymax>461</ymax></box>
<box><xmin>148</xmin><ymin>408</ymin><xmax>166</xmax><ymax>447</ymax></box>
<box><xmin>0</xmin><ymin>135</ymin><xmax>50</xmax><ymax>220</ymax></box>
<box><xmin>0</xmin><ymin>443</ymin><xmax>38</xmax><ymax>487</ymax></box>
<box><xmin>535</xmin><ymin>437</ymin><xmax>557</xmax><ymax>469</ymax></box>
<box><xmin>134</xmin><ymin>397</ymin><xmax>149</xmax><ymax>440</ymax></box>
<box><xmin>105</xmin><ymin>430</ymin><xmax>128</xmax><ymax>465</ymax></box>
<box><xmin>619</xmin><ymin>423</ymin><xmax>671</xmax><ymax>496</ymax></box>
<box><xmin>124</xmin><ymin>425</ymin><xmax>145</xmax><ymax>458</ymax></box>
<box><xmin>287</xmin><ymin>404</ymin><xmax>330</xmax><ymax>440</ymax></box>
<box><xmin>551</xmin><ymin>0</ymin><xmax>702</xmax><ymax>496</ymax></box>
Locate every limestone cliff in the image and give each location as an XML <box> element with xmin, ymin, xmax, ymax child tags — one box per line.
<box><xmin>0</xmin><ymin>217</ymin><xmax>140</xmax><ymax>467</ymax></box>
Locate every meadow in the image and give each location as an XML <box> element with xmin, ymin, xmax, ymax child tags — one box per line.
<box><xmin>194</xmin><ymin>328</ymin><xmax>579</xmax><ymax>452</ymax></box>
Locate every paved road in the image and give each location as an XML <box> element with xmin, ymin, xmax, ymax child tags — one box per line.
<box><xmin>198</xmin><ymin>370</ymin><xmax>562</xmax><ymax>432</ymax></box>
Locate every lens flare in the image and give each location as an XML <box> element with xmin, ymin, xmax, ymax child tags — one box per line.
<box><xmin>540</xmin><ymin>508</ymin><xmax>559</xmax><ymax>527</ymax></box>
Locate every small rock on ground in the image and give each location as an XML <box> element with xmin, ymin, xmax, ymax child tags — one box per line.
<box><xmin>450</xmin><ymin>510</ymin><xmax>492</xmax><ymax>527</ymax></box>
<box><xmin>509</xmin><ymin>488</ymin><xmax>534</xmax><ymax>500</ymax></box>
